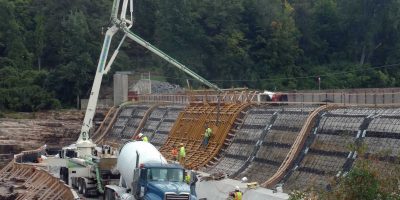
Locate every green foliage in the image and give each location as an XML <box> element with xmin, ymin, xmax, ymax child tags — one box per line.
<box><xmin>288</xmin><ymin>190</ymin><xmax>308</xmax><ymax>200</ymax></box>
<box><xmin>0</xmin><ymin>66</ymin><xmax>60</xmax><ymax>111</ymax></box>
<box><xmin>290</xmin><ymin>144</ymin><xmax>400</xmax><ymax>200</ymax></box>
<box><xmin>2</xmin><ymin>0</ymin><xmax>400</xmax><ymax>111</ymax></box>
<box><xmin>336</xmin><ymin>167</ymin><xmax>379</xmax><ymax>200</ymax></box>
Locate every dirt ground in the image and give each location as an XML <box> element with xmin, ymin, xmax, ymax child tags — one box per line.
<box><xmin>0</xmin><ymin>110</ymin><xmax>86</xmax><ymax>167</ymax></box>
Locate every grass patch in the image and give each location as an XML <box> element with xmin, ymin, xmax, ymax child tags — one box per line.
<box><xmin>2</xmin><ymin>112</ymin><xmax>36</xmax><ymax>119</ymax></box>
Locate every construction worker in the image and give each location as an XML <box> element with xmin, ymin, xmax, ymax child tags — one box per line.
<box><xmin>231</xmin><ymin>186</ymin><xmax>242</xmax><ymax>200</ymax></box>
<box><xmin>185</xmin><ymin>170</ymin><xmax>198</xmax><ymax>196</ymax></box>
<box><xmin>179</xmin><ymin>143</ymin><xmax>186</xmax><ymax>166</ymax></box>
<box><xmin>202</xmin><ymin>126</ymin><xmax>212</xmax><ymax>147</ymax></box>
<box><xmin>185</xmin><ymin>171</ymin><xmax>191</xmax><ymax>184</ymax></box>
<box><xmin>171</xmin><ymin>145</ymin><xmax>178</xmax><ymax>161</ymax></box>
<box><xmin>137</xmin><ymin>133</ymin><xmax>148</xmax><ymax>142</ymax></box>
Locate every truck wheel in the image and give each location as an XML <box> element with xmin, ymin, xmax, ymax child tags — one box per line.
<box><xmin>59</xmin><ymin>167</ymin><xmax>64</xmax><ymax>181</ymax></box>
<box><xmin>78</xmin><ymin>178</ymin><xmax>83</xmax><ymax>194</ymax></box>
<box><xmin>59</xmin><ymin>167</ymin><xmax>69</xmax><ymax>184</ymax></box>
<box><xmin>82</xmin><ymin>180</ymin><xmax>88</xmax><ymax>197</ymax></box>
<box><xmin>104</xmin><ymin>188</ymin><xmax>115</xmax><ymax>200</ymax></box>
<box><xmin>71</xmin><ymin>178</ymin><xmax>77</xmax><ymax>189</ymax></box>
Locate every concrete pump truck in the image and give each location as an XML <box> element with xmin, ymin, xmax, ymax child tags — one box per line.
<box><xmin>54</xmin><ymin>0</ymin><xmax>222</xmax><ymax>199</ymax></box>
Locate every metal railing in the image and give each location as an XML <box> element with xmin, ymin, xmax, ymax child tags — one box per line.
<box><xmin>136</xmin><ymin>90</ymin><xmax>400</xmax><ymax>106</ymax></box>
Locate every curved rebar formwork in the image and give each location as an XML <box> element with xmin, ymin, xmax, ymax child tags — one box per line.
<box><xmin>361</xmin><ymin>108</ymin><xmax>400</xmax><ymax>179</ymax></box>
<box><xmin>204</xmin><ymin>106</ymin><xmax>277</xmax><ymax>177</ymax></box>
<box><xmin>141</xmin><ymin>105</ymin><xmax>186</xmax><ymax>149</ymax></box>
<box><xmin>106</xmin><ymin>104</ymin><xmax>152</xmax><ymax>142</ymax></box>
<box><xmin>233</xmin><ymin>105</ymin><xmax>319</xmax><ymax>184</ymax></box>
<box><xmin>158</xmin><ymin>103</ymin><xmax>250</xmax><ymax>169</ymax></box>
<box><xmin>281</xmin><ymin>107</ymin><xmax>381</xmax><ymax>191</ymax></box>
<box><xmin>91</xmin><ymin>106</ymin><xmax>117</xmax><ymax>141</ymax></box>
<box><xmin>92</xmin><ymin>106</ymin><xmax>120</xmax><ymax>144</ymax></box>
<box><xmin>263</xmin><ymin>105</ymin><xmax>331</xmax><ymax>188</ymax></box>
<box><xmin>140</xmin><ymin>106</ymin><xmax>168</xmax><ymax>141</ymax></box>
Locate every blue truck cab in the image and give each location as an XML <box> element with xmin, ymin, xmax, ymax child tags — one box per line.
<box><xmin>134</xmin><ymin>163</ymin><xmax>195</xmax><ymax>200</ymax></box>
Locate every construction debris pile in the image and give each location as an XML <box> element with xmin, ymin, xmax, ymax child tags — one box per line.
<box><xmin>131</xmin><ymin>80</ymin><xmax>184</xmax><ymax>94</ymax></box>
<box><xmin>199</xmin><ymin>172</ymin><xmax>227</xmax><ymax>181</ymax></box>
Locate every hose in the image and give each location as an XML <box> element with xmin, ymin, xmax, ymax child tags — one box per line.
<box><xmin>95</xmin><ymin>165</ymin><xmax>105</xmax><ymax>193</ymax></box>
<box><xmin>84</xmin><ymin>158</ymin><xmax>105</xmax><ymax>194</ymax></box>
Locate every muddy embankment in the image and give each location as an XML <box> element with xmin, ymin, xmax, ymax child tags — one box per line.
<box><xmin>0</xmin><ymin>110</ymin><xmax>87</xmax><ymax>167</ymax></box>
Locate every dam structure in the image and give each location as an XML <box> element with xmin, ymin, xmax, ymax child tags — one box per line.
<box><xmin>1</xmin><ymin>93</ymin><xmax>400</xmax><ymax>198</ymax></box>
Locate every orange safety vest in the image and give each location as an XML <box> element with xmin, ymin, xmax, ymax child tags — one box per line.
<box><xmin>234</xmin><ymin>191</ymin><xmax>242</xmax><ymax>200</ymax></box>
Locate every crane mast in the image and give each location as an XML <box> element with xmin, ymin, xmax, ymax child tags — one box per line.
<box><xmin>76</xmin><ymin>0</ymin><xmax>221</xmax><ymax>156</ymax></box>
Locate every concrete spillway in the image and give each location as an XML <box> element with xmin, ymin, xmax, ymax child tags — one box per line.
<box><xmin>2</xmin><ymin>103</ymin><xmax>400</xmax><ymax>199</ymax></box>
<box><xmin>97</xmin><ymin>103</ymin><xmax>400</xmax><ymax>192</ymax></box>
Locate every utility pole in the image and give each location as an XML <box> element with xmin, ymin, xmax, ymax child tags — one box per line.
<box><xmin>149</xmin><ymin>71</ymin><xmax>151</xmax><ymax>94</ymax></box>
<box><xmin>186</xmin><ymin>79</ymin><xmax>191</xmax><ymax>90</ymax></box>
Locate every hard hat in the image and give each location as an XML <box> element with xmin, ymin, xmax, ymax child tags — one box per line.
<box><xmin>241</xmin><ymin>177</ymin><xmax>248</xmax><ymax>183</ymax></box>
<box><xmin>138</xmin><ymin>133</ymin><xmax>143</xmax><ymax>137</ymax></box>
<box><xmin>180</xmin><ymin>143</ymin><xmax>184</xmax><ymax>146</ymax></box>
<box><xmin>235</xmin><ymin>186</ymin><xmax>240</xmax><ymax>191</ymax></box>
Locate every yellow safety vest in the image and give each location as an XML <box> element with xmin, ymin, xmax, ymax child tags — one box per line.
<box><xmin>142</xmin><ymin>136</ymin><xmax>148</xmax><ymax>142</ymax></box>
<box><xmin>180</xmin><ymin>146</ymin><xmax>186</xmax><ymax>157</ymax></box>
<box><xmin>234</xmin><ymin>191</ymin><xmax>242</xmax><ymax>200</ymax></box>
<box><xmin>205</xmin><ymin>127</ymin><xmax>212</xmax><ymax>137</ymax></box>
<box><xmin>185</xmin><ymin>174</ymin><xmax>190</xmax><ymax>184</ymax></box>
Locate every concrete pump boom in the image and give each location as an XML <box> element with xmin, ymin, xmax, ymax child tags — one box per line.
<box><xmin>76</xmin><ymin>0</ymin><xmax>221</xmax><ymax>156</ymax></box>
<box><xmin>122</xmin><ymin>28</ymin><xmax>221</xmax><ymax>92</ymax></box>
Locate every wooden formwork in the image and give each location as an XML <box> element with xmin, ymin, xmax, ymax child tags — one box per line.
<box><xmin>262</xmin><ymin>105</ymin><xmax>337</xmax><ymax>188</ymax></box>
<box><xmin>159</xmin><ymin>102</ymin><xmax>250</xmax><ymax>169</ymax></box>
<box><xmin>133</xmin><ymin>104</ymin><xmax>160</xmax><ymax>138</ymax></box>
<box><xmin>92</xmin><ymin>106</ymin><xmax>118</xmax><ymax>143</ymax></box>
<box><xmin>0</xmin><ymin>148</ymin><xmax>77</xmax><ymax>200</ymax></box>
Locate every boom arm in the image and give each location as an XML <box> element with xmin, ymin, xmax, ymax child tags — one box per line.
<box><xmin>77</xmin><ymin>0</ymin><xmax>221</xmax><ymax>152</ymax></box>
<box><xmin>122</xmin><ymin>27</ymin><xmax>221</xmax><ymax>92</ymax></box>
<box><xmin>78</xmin><ymin>25</ymin><xmax>119</xmax><ymax>146</ymax></box>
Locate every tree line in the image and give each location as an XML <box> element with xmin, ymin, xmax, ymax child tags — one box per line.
<box><xmin>1</xmin><ymin>0</ymin><xmax>400</xmax><ymax>111</ymax></box>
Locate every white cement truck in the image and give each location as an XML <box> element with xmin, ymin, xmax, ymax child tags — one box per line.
<box><xmin>104</xmin><ymin>141</ymin><xmax>194</xmax><ymax>200</ymax></box>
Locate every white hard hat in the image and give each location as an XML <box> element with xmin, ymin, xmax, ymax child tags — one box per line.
<box><xmin>235</xmin><ymin>186</ymin><xmax>240</xmax><ymax>191</ymax></box>
<box><xmin>241</xmin><ymin>177</ymin><xmax>248</xmax><ymax>183</ymax></box>
<box><xmin>138</xmin><ymin>133</ymin><xmax>143</xmax><ymax>137</ymax></box>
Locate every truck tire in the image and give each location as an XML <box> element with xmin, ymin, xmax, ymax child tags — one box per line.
<box><xmin>104</xmin><ymin>188</ymin><xmax>115</xmax><ymax>200</ymax></box>
<box><xmin>59</xmin><ymin>167</ymin><xmax>69</xmax><ymax>184</ymax></box>
<box><xmin>78</xmin><ymin>178</ymin><xmax>84</xmax><ymax>194</ymax></box>
<box><xmin>59</xmin><ymin>167</ymin><xmax>64</xmax><ymax>181</ymax></box>
<box><xmin>71</xmin><ymin>177</ymin><xmax>77</xmax><ymax>189</ymax></box>
<box><xmin>82</xmin><ymin>179</ymin><xmax>88</xmax><ymax>197</ymax></box>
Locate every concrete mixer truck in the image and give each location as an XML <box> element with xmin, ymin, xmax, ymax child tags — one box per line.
<box><xmin>104</xmin><ymin>141</ymin><xmax>194</xmax><ymax>200</ymax></box>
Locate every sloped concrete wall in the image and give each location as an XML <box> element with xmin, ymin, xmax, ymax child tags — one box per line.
<box><xmin>107</xmin><ymin>104</ymin><xmax>152</xmax><ymax>140</ymax></box>
<box><xmin>104</xmin><ymin>104</ymin><xmax>400</xmax><ymax>192</ymax></box>
<box><xmin>237</xmin><ymin>107</ymin><xmax>316</xmax><ymax>185</ymax></box>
